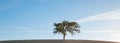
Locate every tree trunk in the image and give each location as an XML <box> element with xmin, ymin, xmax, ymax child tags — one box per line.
<box><xmin>63</xmin><ymin>35</ymin><xmax>65</xmax><ymax>43</ymax></box>
<box><xmin>63</xmin><ymin>35</ymin><xmax>65</xmax><ymax>40</ymax></box>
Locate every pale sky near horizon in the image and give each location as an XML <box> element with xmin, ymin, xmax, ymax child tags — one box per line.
<box><xmin>0</xmin><ymin>0</ymin><xmax>120</xmax><ymax>42</ymax></box>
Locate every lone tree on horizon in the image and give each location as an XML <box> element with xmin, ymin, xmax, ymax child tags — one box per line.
<box><xmin>53</xmin><ymin>20</ymin><xmax>80</xmax><ymax>40</ymax></box>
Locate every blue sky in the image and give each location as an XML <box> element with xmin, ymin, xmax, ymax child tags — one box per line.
<box><xmin>0</xmin><ymin>0</ymin><xmax>120</xmax><ymax>42</ymax></box>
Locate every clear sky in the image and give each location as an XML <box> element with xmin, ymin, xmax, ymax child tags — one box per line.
<box><xmin>0</xmin><ymin>0</ymin><xmax>120</xmax><ymax>42</ymax></box>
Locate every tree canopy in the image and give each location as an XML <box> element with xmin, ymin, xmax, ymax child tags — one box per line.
<box><xmin>53</xmin><ymin>21</ymin><xmax>80</xmax><ymax>40</ymax></box>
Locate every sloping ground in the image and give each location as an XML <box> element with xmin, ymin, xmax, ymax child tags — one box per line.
<box><xmin>0</xmin><ymin>40</ymin><xmax>119</xmax><ymax>43</ymax></box>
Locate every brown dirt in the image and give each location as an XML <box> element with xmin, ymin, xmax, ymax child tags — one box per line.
<box><xmin>0</xmin><ymin>40</ymin><xmax>119</xmax><ymax>43</ymax></box>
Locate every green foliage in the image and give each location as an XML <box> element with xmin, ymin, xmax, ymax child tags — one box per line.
<box><xmin>53</xmin><ymin>20</ymin><xmax>80</xmax><ymax>37</ymax></box>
